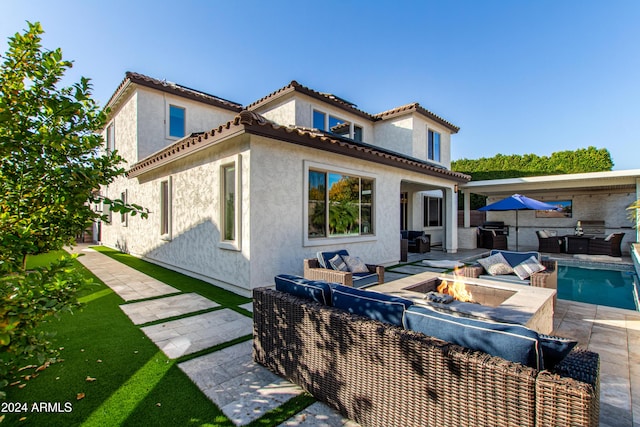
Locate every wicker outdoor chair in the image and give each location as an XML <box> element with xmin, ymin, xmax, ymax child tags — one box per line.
<box><xmin>303</xmin><ymin>250</ymin><xmax>384</xmax><ymax>288</ymax></box>
<box><xmin>536</xmin><ymin>230</ymin><xmax>564</xmax><ymax>253</ymax></box>
<box><xmin>588</xmin><ymin>232</ymin><xmax>625</xmax><ymax>257</ymax></box>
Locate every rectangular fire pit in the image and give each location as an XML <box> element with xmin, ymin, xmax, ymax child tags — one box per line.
<box><xmin>368</xmin><ymin>271</ymin><xmax>556</xmax><ymax>334</ymax></box>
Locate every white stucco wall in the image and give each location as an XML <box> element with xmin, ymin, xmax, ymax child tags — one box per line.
<box><xmin>135</xmin><ymin>88</ymin><xmax>238</xmax><ymax>162</ymax></box>
<box><xmin>101</xmin><ymin>135</ymin><xmax>252</xmax><ymax>295</ymax></box>
<box><xmin>103</xmin><ymin>92</ymin><xmax>138</xmax><ymax>167</ymax></box>
<box><xmin>101</xmin><ymin>131</ymin><xmax>461</xmax><ymax>296</ymax></box>
<box><xmin>374</xmin><ymin>116</ymin><xmax>414</xmax><ymax>157</ymax></box>
<box><xmin>259</xmin><ymin>97</ymin><xmax>297</xmax><ymax>126</ymax></box>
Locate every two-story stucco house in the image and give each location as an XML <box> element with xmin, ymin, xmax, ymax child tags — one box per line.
<box><xmin>99</xmin><ymin>72</ymin><xmax>470</xmax><ymax>296</ymax></box>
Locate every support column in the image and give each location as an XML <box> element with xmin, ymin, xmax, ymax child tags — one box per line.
<box><xmin>444</xmin><ymin>187</ymin><xmax>458</xmax><ymax>253</ymax></box>
<box><xmin>464</xmin><ymin>191</ymin><xmax>471</xmax><ymax>228</ymax></box>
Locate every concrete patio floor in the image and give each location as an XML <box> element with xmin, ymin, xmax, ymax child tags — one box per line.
<box><xmin>71</xmin><ymin>244</ymin><xmax>639</xmax><ymax>426</ymax></box>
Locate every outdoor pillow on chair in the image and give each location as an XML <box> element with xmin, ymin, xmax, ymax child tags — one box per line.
<box><xmin>328</xmin><ymin>254</ymin><xmax>349</xmax><ymax>272</ymax></box>
<box><xmin>317</xmin><ymin>250</ymin><xmax>349</xmax><ymax>269</ymax></box>
<box><xmin>332</xmin><ymin>285</ymin><xmax>413</xmax><ymax>326</ymax></box>
<box><xmin>538</xmin><ymin>334</ymin><xmax>578</xmax><ymax>369</ymax></box>
<box><xmin>512</xmin><ymin>256</ymin><xmax>546</xmax><ymax>280</ymax></box>
<box><xmin>274</xmin><ymin>274</ymin><xmax>333</xmax><ymax>305</ymax></box>
<box><xmin>477</xmin><ymin>252</ymin><xmax>513</xmax><ymax>276</ymax></box>
<box><xmin>343</xmin><ymin>256</ymin><xmax>370</xmax><ymax>273</ymax></box>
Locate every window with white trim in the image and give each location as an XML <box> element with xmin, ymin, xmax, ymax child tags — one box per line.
<box><xmin>428</xmin><ymin>129</ymin><xmax>441</xmax><ymax>162</ymax></box>
<box><xmin>219</xmin><ymin>155</ymin><xmax>241</xmax><ymax>250</ymax></box>
<box><xmin>169</xmin><ymin>105</ymin><xmax>185</xmax><ymax>138</ymax></box>
<box><xmin>312</xmin><ymin>109</ymin><xmax>363</xmax><ymax>141</ymax></box>
<box><xmin>307</xmin><ymin>168</ymin><xmax>374</xmax><ymax>238</ymax></box>
<box><xmin>106</xmin><ymin>123</ymin><xmax>115</xmax><ymax>153</ymax></box>
<box><xmin>423</xmin><ymin>196</ymin><xmax>442</xmax><ymax>227</ymax></box>
<box><xmin>160</xmin><ymin>178</ymin><xmax>172</xmax><ymax>239</ymax></box>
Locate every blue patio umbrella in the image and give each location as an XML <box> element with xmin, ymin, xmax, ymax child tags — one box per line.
<box><xmin>478</xmin><ymin>194</ymin><xmax>560</xmax><ymax>251</ymax></box>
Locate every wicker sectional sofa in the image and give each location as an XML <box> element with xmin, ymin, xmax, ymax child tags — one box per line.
<box><xmin>253</xmin><ymin>285</ymin><xmax>600</xmax><ymax>427</ymax></box>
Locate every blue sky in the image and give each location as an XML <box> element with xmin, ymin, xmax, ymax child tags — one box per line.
<box><xmin>2</xmin><ymin>0</ymin><xmax>638</xmax><ymax>170</ymax></box>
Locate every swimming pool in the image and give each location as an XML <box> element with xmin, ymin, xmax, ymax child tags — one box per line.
<box><xmin>557</xmin><ymin>263</ymin><xmax>639</xmax><ymax>311</ymax></box>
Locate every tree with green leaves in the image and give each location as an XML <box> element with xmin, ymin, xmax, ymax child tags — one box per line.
<box><xmin>0</xmin><ymin>22</ymin><xmax>147</xmax><ymax>395</ymax></box>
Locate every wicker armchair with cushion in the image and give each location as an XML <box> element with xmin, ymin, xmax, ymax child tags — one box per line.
<box><xmin>536</xmin><ymin>230</ymin><xmax>564</xmax><ymax>253</ymax></box>
<box><xmin>303</xmin><ymin>249</ymin><xmax>384</xmax><ymax>288</ymax></box>
<box><xmin>588</xmin><ymin>232</ymin><xmax>625</xmax><ymax>257</ymax></box>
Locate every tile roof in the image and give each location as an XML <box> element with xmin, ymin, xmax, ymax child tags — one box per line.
<box><xmin>106</xmin><ymin>73</ymin><xmax>459</xmax><ymax>133</ymax></box>
<box><xmin>128</xmin><ymin>111</ymin><xmax>471</xmax><ymax>183</ymax></box>
<box><xmin>105</xmin><ymin>72</ymin><xmax>243</xmax><ymax>112</ymax></box>
<box><xmin>246</xmin><ymin>81</ymin><xmax>459</xmax><ymax>132</ymax></box>
<box><xmin>246</xmin><ymin>80</ymin><xmax>376</xmax><ymax>121</ymax></box>
<box><xmin>374</xmin><ymin>103</ymin><xmax>460</xmax><ymax>133</ymax></box>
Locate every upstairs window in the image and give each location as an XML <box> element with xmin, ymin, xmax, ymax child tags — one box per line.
<box><xmin>353</xmin><ymin>125</ymin><xmax>363</xmax><ymax>142</ymax></box>
<box><xmin>169</xmin><ymin>105</ymin><xmax>185</xmax><ymax>138</ymax></box>
<box><xmin>428</xmin><ymin>130</ymin><xmax>441</xmax><ymax>162</ymax></box>
<box><xmin>312</xmin><ymin>109</ymin><xmax>363</xmax><ymax>141</ymax></box>
<box><xmin>313</xmin><ymin>110</ymin><xmax>325</xmax><ymax>130</ymax></box>
<box><xmin>106</xmin><ymin>123</ymin><xmax>115</xmax><ymax>152</ymax></box>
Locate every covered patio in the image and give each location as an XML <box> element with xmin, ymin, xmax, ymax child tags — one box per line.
<box><xmin>458</xmin><ymin>170</ymin><xmax>640</xmax><ymax>253</ymax></box>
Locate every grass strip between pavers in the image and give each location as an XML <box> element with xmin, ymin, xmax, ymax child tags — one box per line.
<box><xmin>3</xmin><ymin>249</ymin><xmax>316</xmax><ymax>427</ymax></box>
<box><xmin>3</xmin><ymin>251</ymin><xmax>233</xmax><ymax>426</ymax></box>
<box><xmin>90</xmin><ymin>246</ymin><xmax>252</xmax><ymax>314</ymax></box>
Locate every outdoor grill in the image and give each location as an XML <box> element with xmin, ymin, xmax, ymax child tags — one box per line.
<box><xmin>477</xmin><ymin>221</ymin><xmax>509</xmax><ymax>249</ymax></box>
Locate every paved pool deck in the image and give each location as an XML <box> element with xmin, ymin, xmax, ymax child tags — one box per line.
<box><xmin>70</xmin><ymin>244</ymin><xmax>639</xmax><ymax>426</ymax></box>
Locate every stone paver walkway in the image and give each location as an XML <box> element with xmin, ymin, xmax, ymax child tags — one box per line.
<box><xmin>70</xmin><ymin>245</ymin><xmax>640</xmax><ymax>426</ymax></box>
<box><xmin>71</xmin><ymin>246</ymin><xmax>178</xmax><ymax>300</ymax></box>
<box><xmin>68</xmin><ymin>245</ymin><xmax>322</xmax><ymax>426</ymax></box>
<box><xmin>121</xmin><ymin>293</ymin><xmax>220</xmax><ymax>325</ymax></box>
<box><xmin>179</xmin><ymin>341</ymin><xmax>305</xmax><ymax>425</ymax></box>
<box><xmin>141</xmin><ymin>309</ymin><xmax>252</xmax><ymax>359</ymax></box>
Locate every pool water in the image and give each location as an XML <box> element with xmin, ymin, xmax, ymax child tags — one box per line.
<box><xmin>557</xmin><ymin>264</ymin><xmax>639</xmax><ymax>311</ymax></box>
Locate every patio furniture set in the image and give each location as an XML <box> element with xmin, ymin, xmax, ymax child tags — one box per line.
<box><xmin>536</xmin><ymin>230</ymin><xmax>625</xmax><ymax>256</ymax></box>
<box><xmin>253</xmin><ymin>272</ymin><xmax>600</xmax><ymax>426</ymax></box>
<box><xmin>253</xmin><ymin>251</ymin><xmax>600</xmax><ymax>426</ymax></box>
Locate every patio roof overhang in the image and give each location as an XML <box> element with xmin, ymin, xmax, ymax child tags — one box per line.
<box><xmin>461</xmin><ymin>170</ymin><xmax>640</xmax><ymax>197</ymax></box>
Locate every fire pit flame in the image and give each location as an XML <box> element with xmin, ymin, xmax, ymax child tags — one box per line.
<box><xmin>437</xmin><ymin>279</ymin><xmax>475</xmax><ymax>303</ymax></box>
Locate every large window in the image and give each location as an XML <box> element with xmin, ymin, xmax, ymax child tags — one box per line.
<box><xmin>308</xmin><ymin>169</ymin><xmax>374</xmax><ymax>238</ymax></box>
<box><xmin>428</xmin><ymin>129</ymin><xmax>440</xmax><ymax>162</ymax></box>
<box><xmin>423</xmin><ymin>196</ymin><xmax>442</xmax><ymax>227</ymax></box>
<box><xmin>169</xmin><ymin>105</ymin><xmax>185</xmax><ymax>138</ymax></box>
<box><xmin>160</xmin><ymin>179</ymin><xmax>171</xmax><ymax>238</ymax></box>
<box><xmin>312</xmin><ymin>109</ymin><xmax>362</xmax><ymax>141</ymax></box>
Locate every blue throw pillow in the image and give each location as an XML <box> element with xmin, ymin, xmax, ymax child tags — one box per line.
<box><xmin>403</xmin><ymin>305</ymin><xmax>542</xmax><ymax>369</ymax></box>
<box><xmin>332</xmin><ymin>285</ymin><xmax>413</xmax><ymax>326</ymax></box>
<box><xmin>538</xmin><ymin>334</ymin><xmax>578</xmax><ymax>369</ymax></box>
<box><xmin>274</xmin><ymin>274</ymin><xmax>333</xmax><ymax>305</ymax></box>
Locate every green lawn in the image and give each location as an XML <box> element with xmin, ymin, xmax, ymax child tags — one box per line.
<box><xmin>2</xmin><ymin>249</ymin><xmax>314</xmax><ymax>426</ymax></box>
